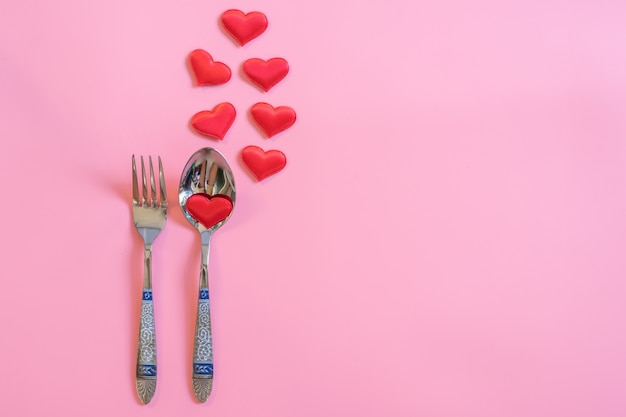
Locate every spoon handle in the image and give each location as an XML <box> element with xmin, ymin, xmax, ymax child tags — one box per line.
<box><xmin>192</xmin><ymin>286</ymin><xmax>213</xmax><ymax>402</ymax></box>
<box><xmin>192</xmin><ymin>243</ymin><xmax>213</xmax><ymax>402</ymax></box>
<box><xmin>136</xmin><ymin>246</ymin><xmax>157</xmax><ymax>404</ymax></box>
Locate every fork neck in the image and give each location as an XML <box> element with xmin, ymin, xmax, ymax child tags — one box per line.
<box><xmin>143</xmin><ymin>244</ymin><xmax>153</xmax><ymax>289</ymax></box>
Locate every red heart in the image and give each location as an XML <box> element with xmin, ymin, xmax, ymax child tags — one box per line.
<box><xmin>241</xmin><ymin>146</ymin><xmax>286</xmax><ymax>181</ymax></box>
<box><xmin>250</xmin><ymin>103</ymin><xmax>296</xmax><ymax>138</ymax></box>
<box><xmin>186</xmin><ymin>194</ymin><xmax>233</xmax><ymax>229</ymax></box>
<box><xmin>220</xmin><ymin>9</ymin><xmax>268</xmax><ymax>46</ymax></box>
<box><xmin>189</xmin><ymin>49</ymin><xmax>231</xmax><ymax>86</ymax></box>
<box><xmin>191</xmin><ymin>103</ymin><xmax>236</xmax><ymax>140</ymax></box>
<box><xmin>243</xmin><ymin>58</ymin><xmax>289</xmax><ymax>92</ymax></box>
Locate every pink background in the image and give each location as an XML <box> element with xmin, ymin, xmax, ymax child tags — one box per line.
<box><xmin>1</xmin><ymin>1</ymin><xmax>625</xmax><ymax>416</ymax></box>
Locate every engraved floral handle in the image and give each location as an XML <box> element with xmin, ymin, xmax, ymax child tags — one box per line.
<box><xmin>136</xmin><ymin>247</ymin><xmax>157</xmax><ymax>404</ymax></box>
<box><xmin>192</xmin><ymin>242</ymin><xmax>214</xmax><ymax>403</ymax></box>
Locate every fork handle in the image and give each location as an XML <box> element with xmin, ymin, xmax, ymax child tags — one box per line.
<box><xmin>136</xmin><ymin>248</ymin><xmax>157</xmax><ymax>404</ymax></box>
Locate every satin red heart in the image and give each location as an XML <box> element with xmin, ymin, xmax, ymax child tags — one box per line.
<box><xmin>220</xmin><ymin>9</ymin><xmax>268</xmax><ymax>46</ymax></box>
<box><xmin>243</xmin><ymin>58</ymin><xmax>289</xmax><ymax>92</ymax></box>
<box><xmin>250</xmin><ymin>103</ymin><xmax>296</xmax><ymax>138</ymax></box>
<box><xmin>241</xmin><ymin>146</ymin><xmax>286</xmax><ymax>181</ymax></box>
<box><xmin>191</xmin><ymin>103</ymin><xmax>236</xmax><ymax>140</ymax></box>
<box><xmin>185</xmin><ymin>194</ymin><xmax>233</xmax><ymax>229</ymax></box>
<box><xmin>189</xmin><ymin>49</ymin><xmax>231</xmax><ymax>86</ymax></box>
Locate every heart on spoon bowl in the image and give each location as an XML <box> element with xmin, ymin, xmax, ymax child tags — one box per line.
<box><xmin>189</xmin><ymin>49</ymin><xmax>231</xmax><ymax>86</ymax></box>
<box><xmin>242</xmin><ymin>58</ymin><xmax>289</xmax><ymax>92</ymax></box>
<box><xmin>250</xmin><ymin>103</ymin><xmax>296</xmax><ymax>138</ymax></box>
<box><xmin>185</xmin><ymin>193</ymin><xmax>233</xmax><ymax>229</ymax></box>
<box><xmin>191</xmin><ymin>103</ymin><xmax>236</xmax><ymax>140</ymax></box>
<box><xmin>241</xmin><ymin>145</ymin><xmax>286</xmax><ymax>181</ymax></box>
<box><xmin>220</xmin><ymin>9</ymin><xmax>268</xmax><ymax>46</ymax></box>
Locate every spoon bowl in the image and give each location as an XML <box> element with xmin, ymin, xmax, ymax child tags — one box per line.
<box><xmin>178</xmin><ymin>147</ymin><xmax>236</xmax><ymax>403</ymax></box>
<box><xmin>179</xmin><ymin>147</ymin><xmax>236</xmax><ymax>235</ymax></box>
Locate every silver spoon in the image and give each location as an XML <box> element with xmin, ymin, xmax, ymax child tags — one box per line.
<box><xmin>179</xmin><ymin>147</ymin><xmax>236</xmax><ymax>403</ymax></box>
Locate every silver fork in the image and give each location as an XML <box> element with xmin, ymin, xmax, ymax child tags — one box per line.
<box><xmin>132</xmin><ymin>155</ymin><xmax>167</xmax><ymax>404</ymax></box>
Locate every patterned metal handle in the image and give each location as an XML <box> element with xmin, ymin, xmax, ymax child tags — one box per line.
<box><xmin>192</xmin><ymin>287</ymin><xmax>213</xmax><ymax>402</ymax></box>
<box><xmin>136</xmin><ymin>288</ymin><xmax>157</xmax><ymax>403</ymax></box>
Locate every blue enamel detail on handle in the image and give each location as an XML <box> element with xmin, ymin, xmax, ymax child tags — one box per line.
<box><xmin>137</xmin><ymin>364</ymin><xmax>157</xmax><ymax>377</ymax></box>
<box><xmin>193</xmin><ymin>363</ymin><xmax>214</xmax><ymax>375</ymax></box>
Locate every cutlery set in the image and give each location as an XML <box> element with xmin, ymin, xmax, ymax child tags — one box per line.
<box><xmin>131</xmin><ymin>148</ymin><xmax>236</xmax><ymax>404</ymax></box>
<box><xmin>130</xmin><ymin>9</ymin><xmax>286</xmax><ymax>406</ymax></box>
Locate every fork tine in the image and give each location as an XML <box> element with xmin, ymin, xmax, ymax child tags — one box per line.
<box><xmin>149</xmin><ymin>156</ymin><xmax>157</xmax><ymax>207</ymax></box>
<box><xmin>132</xmin><ymin>155</ymin><xmax>139</xmax><ymax>205</ymax></box>
<box><xmin>158</xmin><ymin>156</ymin><xmax>168</xmax><ymax>207</ymax></box>
<box><xmin>140</xmin><ymin>156</ymin><xmax>147</xmax><ymax>206</ymax></box>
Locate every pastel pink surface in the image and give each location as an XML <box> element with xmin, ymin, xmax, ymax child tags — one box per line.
<box><xmin>1</xmin><ymin>1</ymin><xmax>626</xmax><ymax>417</ymax></box>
